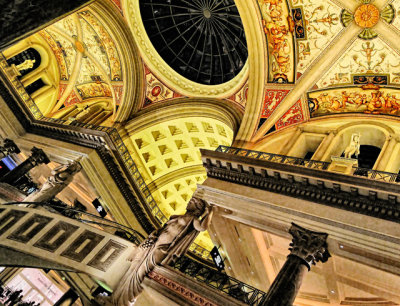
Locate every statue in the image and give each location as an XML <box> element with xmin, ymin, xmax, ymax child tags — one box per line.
<box><xmin>24</xmin><ymin>160</ymin><xmax>82</xmax><ymax>203</ymax></box>
<box><xmin>343</xmin><ymin>133</ymin><xmax>360</xmax><ymax>159</ymax></box>
<box><xmin>106</xmin><ymin>198</ymin><xmax>213</xmax><ymax>305</ymax></box>
<box><xmin>15</xmin><ymin>59</ymin><xmax>36</xmax><ymax>72</ymax></box>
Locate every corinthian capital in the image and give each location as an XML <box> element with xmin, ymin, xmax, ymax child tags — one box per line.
<box><xmin>289</xmin><ymin>223</ymin><xmax>330</xmax><ymax>269</ymax></box>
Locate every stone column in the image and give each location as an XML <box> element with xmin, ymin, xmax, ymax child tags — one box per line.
<box><xmin>263</xmin><ymin>223</ymin><xmax>330</xmax><ymax>306</ymax></box>
<box><xmin>0</xmin><ymin>147</ymin><xmax>50</xmax><ymax>184</ymax></box>
<box><xmin>0</xmin><ymin>0</ymin><xmax>93</xmax><ymax>50</ymax></box>
<box><xmin>312</xmin><ymin>131</ymin><xmax>336</xmax><ymax>161</ymax></box>
<box><xmin>0</xmin><ymin>139</ymin><xmax>20</xmax><ymax>159</ymax></box>
<box><xmin>374</xmin><ymin>135</ymin><xmax>397</xmax><ymax>172</ymax></box>
<box><xmin>280</xmin><ymin>127</ymin><xmax>303</xmax><ymax>156</ymax></box>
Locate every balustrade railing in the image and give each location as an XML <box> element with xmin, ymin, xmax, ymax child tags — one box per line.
<box><xmin>216</xmin><ymin>145</ymin><xmax>330</xmax><ymax>170</ymax></box>
<box><xmin>353</xmin><ymin>167</ymin><xmax>400</xmax><ymax>182</ymax></box>
<box><xmin>216</xmin><ymin>145</ymin><xmax>400</xmax><ymax>185</ymax></box>
<box><xmin>4</xmin><ymin>201</ymin><xmax>145</xmax><ymax>245</ymax></box>
<box><xmin>171</xmin><ymin>256</ymin><xmax>267</xmax><ymax>305</ymax></box>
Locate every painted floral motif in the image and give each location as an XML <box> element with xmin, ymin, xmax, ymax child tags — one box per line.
<box><xmin>64</xmin><ymin>89</ymin><xmax>81</xmax><ymax>107</ymax></box>
<box><xmin>144</xmin><ymin>65</ymin><xmax>183</xmax><ymax>106</ymax></box>
<box><xmin>308</xmin><ymin>87</ymin><xmax>400</xmax><ymax>117</ymax></box>
<box><xmin>227</xmin><ymin>80</ymin><xmax>248</xmax><ymax>108</ymax></box>
<box><xmin>261</xmin><ymin>89</ymin><xmax>290</xmax><ymax>118</ymax></box>
<box><xmin>294</xmin><ymin>0</ymin><xmax>342</xmax><ymax>75</ymax></box>
<box><xmin>354</xmin><ymin>4</ymin><xmax>380</xmax><ymax>28</ymax></box>
<box><xmin>317</xmin><ymin>38</ymin><xmax>400</xmax><ymax>88</ymax></box>
<box><xmin>276</xmin><ymin>100</ymin><xmax>304</xmax><ymax>129</ymax></box>
<box><xmin>258</xmin><ymin>0</ymin><xmax>296</xmax><ymax>83</ymax></box>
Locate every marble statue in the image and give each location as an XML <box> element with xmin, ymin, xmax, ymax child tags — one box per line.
<box><xmin>108</xmin><ymin>198</ymin><xmax>213</xmax><ymax>305</ymax></box>
<box><xmin>24</xmin><ymin>160</ymin><xmax>82</xmax><ymax>203</ymax></box>
<box><xmin>343</xmin><ymin>133</ymin><xmax>360</xmax><ymax>159</ymax></box>
<box><xmin>15</xmin><ymin>59</ymin><xmax>36</xmax><ymax>71</ymax></box>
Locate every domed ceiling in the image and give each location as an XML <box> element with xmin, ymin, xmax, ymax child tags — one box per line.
<box><xmin>139</xmin><ymin>0</ymin><xmax>248</xmax><ymax>85</ymax></box>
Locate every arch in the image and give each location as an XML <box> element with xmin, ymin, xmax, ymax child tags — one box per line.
<box><xmin>3</xmin><ymin>36</ymin><xmax>60</xmax><ymax>115</ymax></box>
<box><xmin>232</xmin><ymin>0</ymin><xmax>267</xmax><ymax>147</ymax></box>
<box><xmin>125</xmin><ymin>97</ymin><xmax>243</xmax><ymax>135</ymax></box>
<box><xmin>90</xmin><ymin>0</ymin><xmax>145</xmax><ymax>123</ymax></box>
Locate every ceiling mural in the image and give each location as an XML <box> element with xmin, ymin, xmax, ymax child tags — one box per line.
<box><xmin>143</xmin><ymin>65</ymin><xmax>184</xmax><ymax>108</ymax></box>
<box><xmin>391</xmin><ymin>0</ymin><xmax>400</xmax><ymax>32</ymax></box>
<box><xmin>316</xmin><ymin>38</ymin><xmax>400</xmax><ymax>89</ymax></box>
<box><xmin>341</xmin><ymin>3</ymin><xmax>395</xmax><ymax>40</ymax></box>
<box><xmin>275</xmin><ymin>99</ymin><xmax>305</xmax><ymax>129</ymax></box>
<box><xmin>261</xmin><ymin>88</ymin><xmax>291</xmax><ymax>118</ymax></box>
<box><xmin>292</xmin><ymin>0</ymin><xmax>342</xmax><ymax>76</ymax></box>
<box><xmin>227</xmin><ymin>79</ymin><xmax>249</xmax><ymax>110</ymax></box>
<box><xmin>258</xmin><ymin>0</ymin><xmax>296</xmax><ymax>83</ymax></box>
<box><xmin>39</xmin><ymin>10</ymin><xmax>123</xmax><ymax>113</ymax></box>
<box><xmin>308</xmin><ymin>87</ymin><xmax>400</xmax><ymax>118</ymax></box>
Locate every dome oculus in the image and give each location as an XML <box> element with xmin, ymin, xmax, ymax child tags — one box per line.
<box><xmin>139</xmin><ymin>0</ymin><xmax>248</xmax><ymax>85</ymax></box>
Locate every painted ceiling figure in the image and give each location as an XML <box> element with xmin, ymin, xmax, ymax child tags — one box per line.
<box><xmin>98</xmin><ymin>198</ymin><xmax>213</xmax><ymax>305</ymax></box>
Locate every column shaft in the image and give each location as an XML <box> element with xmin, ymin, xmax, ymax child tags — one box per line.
<box><xmin>262</xmin><ymin>256</ymin><xmax>307</xmax><ymax>306</ymax></box>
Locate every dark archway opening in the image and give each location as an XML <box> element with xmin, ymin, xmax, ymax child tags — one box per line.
<box><xmin>7</xmin><ymin>48</ymin><xmax>41</xmax><ymax>77</ymax></box>
<box><xmin>357</xmin><ymin>145</ymin><xmax>381</xmax><ymax>169</ymax></box>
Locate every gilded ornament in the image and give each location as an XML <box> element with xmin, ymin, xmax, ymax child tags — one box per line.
<box><xmin>354</xmin><ymin>4</ymin><xmax>380</xmax><ymax>28</ymax></box>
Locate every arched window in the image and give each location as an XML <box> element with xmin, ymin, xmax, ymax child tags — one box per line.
<box><xmin>6</xmin><ymin>48</ymin><xmax>41</xmax><ymax>77</ymax></box>
<box><xmin>356</xmin><ymin>145</ymin><xmax>381</xmax><ymax>169</ymax></box>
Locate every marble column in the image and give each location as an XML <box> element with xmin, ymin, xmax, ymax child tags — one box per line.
<box><xmin>0</xmin><ymin>147</ymin><xmax>49</xmax><ymax>184</ymax></box>
<box><xmin>0</xmin><ymin>139</ymin><xmax>20</xmax><ymax>159</ymax></box>
<box><xmin>263</xmin><ymin>223</ymin><xmax>330</xmax><ymax>306</ymax></box>
<box><xmin>0</xmin><ymin>0</ymin><xmax>93</xmax><ymax>50</ymax></box>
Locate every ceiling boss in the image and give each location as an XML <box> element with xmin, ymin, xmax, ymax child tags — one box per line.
<box><xmin>340</xmin><ymin>0</ymin><xmax>394</xmax><ymax>40</ymax></box>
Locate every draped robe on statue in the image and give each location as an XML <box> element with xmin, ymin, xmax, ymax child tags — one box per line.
<box><xmin>111</xmin><ymin>199</ymin><xmax>211</xmax><ymax>305</ymax></box>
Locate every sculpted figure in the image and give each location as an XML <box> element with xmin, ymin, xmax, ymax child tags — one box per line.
<box><xmin>16</xmin><ymin>59</ymin><xmax>36</xmax><ymax>71</ymax></box>
<box><xmin>24</xmin><ymin>160</ymin><xmax>82</xmax><ymax>203</ymax></box>
<box><xmin>110</xmin><ymin>198</ymin><xmax>213</xmax><ymax>305</ymax></box>
<box><xmin>343</xmin><ymin>133</ymin><xmax>360</xmax><ymax>159</ymax></box>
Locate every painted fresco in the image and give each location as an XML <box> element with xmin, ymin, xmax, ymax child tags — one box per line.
<box><xmin>64</xmin><ymin>89</ymin><xmax>81</xmax><ymax>107</ymax></box>
<box><xmin>291</xmin><ymin>0</ymin><xmax>342</xmax><ymax>76</ymax></box>
<box><xmin>308</xmin><ymin>87</ymin><xmax>400</xmax><ymax>117</ymax></box>
<box><xmin>40</xmin><ymin>30</ymin><xmax>69</xmax><ymax>80</ymax></box>
<box><xmin>261</xmin><ymin>89</ymin><xmax>290</xmax><ymax>118</ymax></box>
<box><xmin>276</xmin><ymin>99</ymin><xmax>304</xmax><ymax>129</ymax></box>
<box><xmin>77</xmin><ymin>82</ymin><xmax>112</xmax><ymax>100</ymax></box>
<box><xmin>45</xmin><ymin>28</ymin><xmax>77</xmax><ymax>79</ymax></box>
<box><xmin>144</xmin><ymin>65</ymin><xmax>183</xmax><ymax>107</ymax></box>
<box><xmin>316</xmin><ymin>38</ymin><xmax>400</xmax><ymax>88</ymax></box>
<box><xmin>258</xmin><ymin>0</ymin><xmax>296</xmax><ymax>83</ymax></box>
<box><xmin>39</xmin><ymin>9</ymin><xmax>124</xmax><ymax>111</ymax></box>
<box><xmin>79</xmin><ymin>11</ymin><xmax>122</xmax><ymax>81</ymax></box>
<box><xmin>227</xmin><ymin>80</ymin><xmax>248</xmax><ymax>109</ymax></box>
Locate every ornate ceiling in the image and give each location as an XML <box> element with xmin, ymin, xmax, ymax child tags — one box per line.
<box><xmin>39</xmin><ymin>10</ymin><xmax>123</xmax><ymax>117</ymax></box>
<box><xmin>2</xmin><ymin>0</ymin><xmax>400</xmax><ymax>300</ymax></box>
<box><xmin>251</xmin><ymin>0</ymin><xmax>400</xmax><ymax>142</ymax></box>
